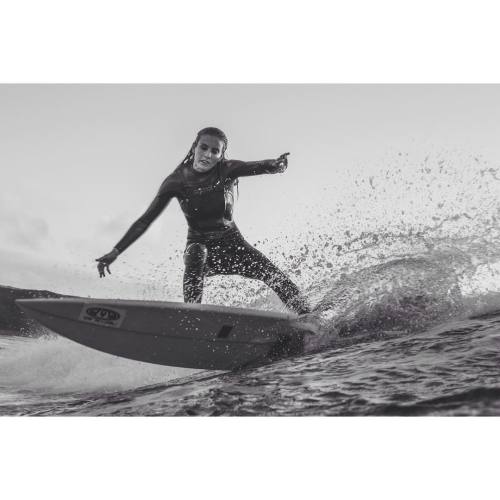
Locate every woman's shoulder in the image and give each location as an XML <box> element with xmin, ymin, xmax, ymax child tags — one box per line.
<box><xmin>157</xmin><ymin>164</ymin><xmax>185</xmax><ymax>196</ymax></box>
<box><xmin>222</xmin><ymin>158</ymin><xmax>244</xmax><ymax>168</ymax></box>
<box><xmin>220</xmin><ymin>158</ymin><xmax>245</xmax><ymax>176</ymax></box>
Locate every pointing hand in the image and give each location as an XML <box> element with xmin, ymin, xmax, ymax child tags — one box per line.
<box><xmin>272</xmin><ymin>152</ymin><xmax>290</xmax><ymax>173</ymax></box>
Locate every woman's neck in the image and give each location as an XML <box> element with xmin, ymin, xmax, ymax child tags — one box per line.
<box><xmin>191</xmin><ymin>161</ymin><xmax>218</xmax><ymax>175</ymax></box>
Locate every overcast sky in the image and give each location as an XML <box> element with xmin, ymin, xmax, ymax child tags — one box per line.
<box><xmin>1</xmin><ymin>84</ymin><xmax>500</xmax><ymax>298</ymax></box>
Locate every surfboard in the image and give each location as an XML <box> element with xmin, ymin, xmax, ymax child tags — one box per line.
<box><xmin>16</xmin><ymin>298</ymin><xmax>313</xmax><ymax>370</ymax></box>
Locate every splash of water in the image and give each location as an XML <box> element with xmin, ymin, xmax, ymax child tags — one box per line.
<box><xmin>243</xmin><ymin>151</ymin><xmax>500</xmax><ymax>341</ymax></box>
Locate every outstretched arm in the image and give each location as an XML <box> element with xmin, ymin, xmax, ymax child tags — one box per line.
<box><xmin>95</xmin><ymin>179</ymin><xmax>176</xmax><ymax>277</ymax></box>
<box><xmin>114</xmin><ymin>192</ymin><xmax>172</xmax><ymax>253</ymax></box>
<box><xmin>225</xmin><ymin>152</ymin><xmax>290</xmax><ymax>179</ymax></box>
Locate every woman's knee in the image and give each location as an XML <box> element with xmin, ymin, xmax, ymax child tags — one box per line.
<box><xmin>183</xmin><ymin>242</ymin><xmax>208</xmax><ymax>268</ymax></box>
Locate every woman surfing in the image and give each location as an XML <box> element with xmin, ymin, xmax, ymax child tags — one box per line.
<box><xmin>96</xmin><ymin>127</ymin><xmax>311</xmax><ymax>315</ymax></box>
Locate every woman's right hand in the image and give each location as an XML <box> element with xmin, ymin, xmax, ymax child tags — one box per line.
<box><xmin>95</xmin><ymin>248</ymin><xmax>120</xmax><ymax>278</ymax></box>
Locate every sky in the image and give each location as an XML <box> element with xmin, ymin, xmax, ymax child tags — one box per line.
<box><xmin>1</xmin><ymin>84</ymin><xmax>500</xmax><ymax>297</ymax></box>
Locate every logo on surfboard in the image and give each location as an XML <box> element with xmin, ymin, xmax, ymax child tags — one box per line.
<box><xmin>79</xmin><ymin>305</ymin><xmax>126</xmax><ymax>327</ymax></box>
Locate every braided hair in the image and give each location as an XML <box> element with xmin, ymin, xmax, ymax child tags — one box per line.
<box><xmin>181</xmin><ymin>127</ymin><xmax>228</xmax><ymax>165</ymax></box>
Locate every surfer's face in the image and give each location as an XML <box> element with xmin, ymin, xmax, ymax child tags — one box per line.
<box><xmin>192</xmin><ymin>135</ymin><xmax>224</xmax><ymax>173</ymax></box>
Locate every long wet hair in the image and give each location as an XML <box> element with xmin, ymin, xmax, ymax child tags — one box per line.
<box><xmin>181</xmin><ymin>127</ymin><xmax>228</xmax><ymax>165</ymax></box>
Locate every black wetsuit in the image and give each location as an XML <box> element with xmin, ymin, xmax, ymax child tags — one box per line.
<box><xmin>114</xmin><ymin>159</ymin><xmax>310</xmax><ymax>314</ymax></box>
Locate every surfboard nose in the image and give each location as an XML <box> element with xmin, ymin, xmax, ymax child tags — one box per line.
<box><xmin>16</xmin><ymin>299</ymin><xmax>54</xmax><ymax>331</ymax></box>
<box><xmin>16</xmin><ymin>298</ymin><xmax>38</xmax><ymax>314</ymax></box>
<box><xmin>16</xmin><ymin>298</ymin><xmax>89</xmax><ymax>337</ymax></box>
<box><xmin>17</xmin><ymin>298</ymin><xmax>56</xmax><ymax>314</ymax></box>
<box><xmin>16</xmin><ymin>298</ymin><xmax>78</xmax><ymax>319</ymax></box>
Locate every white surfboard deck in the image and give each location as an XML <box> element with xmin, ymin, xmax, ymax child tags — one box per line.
<box><xmin>16</xmin><ymin>298</ymin><xmax>312</xmax><ymax>370</ymax></box>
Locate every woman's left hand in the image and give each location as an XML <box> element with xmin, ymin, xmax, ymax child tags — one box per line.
<box><xmin>271</xmin><ymin>152</ymin><xmax>290</xmax><ymax>173</ymax></box>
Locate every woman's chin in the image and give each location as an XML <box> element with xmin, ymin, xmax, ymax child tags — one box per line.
<box><xmin>193</xmin><ymin>162</ymin><xmax>215</xmax><ymax>173</ymax></box>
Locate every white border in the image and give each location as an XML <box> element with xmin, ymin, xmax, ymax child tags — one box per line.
<box><xmin>2</xmin><ymin>0</ymin><xmax>499</xmax><ymax>497</ymax></box>
<box><xmin>1</xmin><ymin>0</ymin><xmax>500</xmax><ymax>82</ymax></box>
<box><xmin>1</xmin><ymin>418</ymin><xmax>499</xmax><ymax>499</ymax></box>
